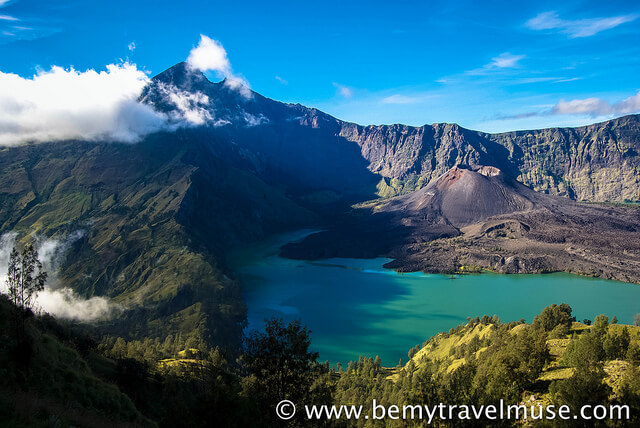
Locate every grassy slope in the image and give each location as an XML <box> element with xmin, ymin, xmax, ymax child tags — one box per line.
<box><xmin>0</xmin><ymin>298</ymin><xmax>155</xmax><ymax>427</ymax></box>
<box><xmin>402</xmin><ymin>320</ymin><xmax>640</xmax><ymax>417</ymax></box>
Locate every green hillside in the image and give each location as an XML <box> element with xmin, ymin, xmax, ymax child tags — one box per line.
<box><xmin>0</xmin><ymin>296</ymin><xmax>155</xmax><ymax>427</ymax></box>
<box><xmin>0</xmin><ymin>135</ymin><xmax>313</xmax><ymax>349</ymax></box>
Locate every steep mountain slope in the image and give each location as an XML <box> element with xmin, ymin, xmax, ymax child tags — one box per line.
<box><xmin>489</xmin><ymin>117</ymin><xmax>640</xmax><ymax>201</ymax></box>
<box><xmin>0</xmin><ymin>134</ymin><xmax>313</xmax><ymax>348</ymax></box>
<box><xmin>0</xmin><ymin>297</ymin><xmax>154</xmax><ymax>427</ymax></box>
<box><xmin>141</xmin><ymin>62</ymin><xmax>380</xmax><ymax>200</ymax></box>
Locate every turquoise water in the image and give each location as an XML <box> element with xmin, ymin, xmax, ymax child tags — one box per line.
<box><xmin>231</xmin><ymin>230</ymin><xmax>640</xmax><ymax>366</ymax></box>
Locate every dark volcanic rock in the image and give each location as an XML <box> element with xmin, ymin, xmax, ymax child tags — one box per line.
<box><xmin>285</xmin><ymin>165</ymin><xmax>640</xmax><ymax>284</ymax></box>
<box><xmin>377</xmin><ymin>165</ymin><xmax>538</xmax><ymax>227</ymax></box>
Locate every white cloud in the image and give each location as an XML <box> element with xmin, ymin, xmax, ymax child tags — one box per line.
<box><xmin>526</xmin><ymin>11</ymin><xmax>637</xmax><ymax>38</ymax></box>
<box><xmin>224</xmin><ymin>76</ymin><xmax>252</xmax><ymax>98</ymax></box>
<box><xmin>552</xmin><ymin>91</ymin><xmax>640</xmax><ymax>116</ymax></box>
<box><xmin>128</xmin><ymin>41</ymin><xmax>136</xmax><ymax>52</ymax></box>
<box><xmin>380</xmin><ymin>94</ymin><xmax>420</xmax><ymax>104</ymax></box>
<box><xmin>0</xmin><ymin>63</ymin><xmax>170</xmax><ymax>145</ymax></box>
<box><xmin>616</xmin><ymin>91</ymin><xmax>640</xmax><ymax>114</ymax></box>
<box><xmin>498</xmin><ymin>90</ymin><xmax>640</xmax><ymax>120</ymax></box>
<box><xmin>187</xmin><ymin>35</ymin><xmax>231</xmax><ymax>74</ymax></box>
<box><xmin>490</xmin><ymin>52</ymin><xmax>525</xmax><ymax>69</ymax></box>
<box><xmin>552</xmin><ymin>97</ymin><xmax>612</xmax><ymax>115</ymax></box>
<box><xmin>553</xmin><ymin>77</ymin><xmax>581</xmax><ymax>83</ymax></box>
<box><xmin>0</xmin><ymin>60</ymin><xmax>226</xmax><ymax>146</ymax></box>
<box><xmin>152</xmin><ymin>81</ymin><xmax>213</xmax><ymax>125</ymax></box>
<box><xmin>37</xmin><ymin>288</ymin><xmax>116</xmax><ymax>321</ymax></box>
<box><xmin>0</xmin><ymin>14</ymin><xmax>18</xmax><ymax>21</ymax></box>
<box><xmin>243</xmin><ymin>112</ymin><xmax>269</xmax><ymax>127</ymax></box>
<box><xmin>0</xmin><ymin>25</ymin><xmax>59</xmax><ymax>42</ymax></box>
<box><xmin>467</xmin><ymin>52</ymin><xmax>526</xmax><ymax>75</ymax></box>
<box><xmin>333</xmin><ymin>82</ymin><xmax>353</xmax><ymax>98</ymax></box>
<box><xmin>0</xmin><ymin>232</ymin><xmax>121</xmax><ymax>322</ymax></box>
<box><xmin>275</xmin><ymin>75</ymin><xmax>288</xmax><ymax>85</ymax></box>
<box><xmin>186</xmin><ymin>34</ymin><xmax>251</xmax><ymax>97</ymax></box>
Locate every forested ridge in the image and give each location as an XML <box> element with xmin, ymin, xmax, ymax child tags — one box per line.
<box><xmin>2</xmin><ymin>294</ymin><xmax>640</xmax><ymax>427</ymax></box>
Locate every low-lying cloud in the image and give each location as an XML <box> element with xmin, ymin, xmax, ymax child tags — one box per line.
<box><xmin>0</xmin><ymin>63</ymin><xmax>167</xmax><ymax>146</ymax></box>
<box><xmin>553</xmin><ymin>91</ymin><xmax>640</xmax><ymax>116</ymax></box>
<box><xmin>152</xmin><ymin>81</ymin><xmax>214</xmax><ymax>126</ymax></box>
<box><xmin>37</xmin><ymin>288</ymin><xmax>115</xmax><ymax>321</ymax></box>
<box><xmin>0</xmin><ymin>231</ymin><xmax>120</xmax><ymax>322</ymax></box>
<box><xmin>497</xmin><ymin>90</ymin><xmax>640</xmax><ymax>120</ymax></box>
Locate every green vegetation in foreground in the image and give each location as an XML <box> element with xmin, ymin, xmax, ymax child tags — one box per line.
<box><xmin>2</xmin><ymin>296</ymin><xmax>640</xmax><ymax>427</ymax></box>
<box><xmin>0</xmin><ymin>296</ymin><xmax>154</xmax><ymax>427</ymax></box>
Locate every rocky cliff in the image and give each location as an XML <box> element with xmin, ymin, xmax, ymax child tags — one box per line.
<box><xmin>338</xmin><ymin>116</ymin><xmax>640</xmax><ymax>201</ymax></box>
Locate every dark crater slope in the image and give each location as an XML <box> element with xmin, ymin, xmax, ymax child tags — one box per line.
<box><xmin>378</xmin><ymin>165</ymin><xmax>538</xmax><ymax>227</ymax></box>
<box><xmin>283</xmin><ymin>165</ymin><xmax>640</xmax><ymax>284</ymax></box>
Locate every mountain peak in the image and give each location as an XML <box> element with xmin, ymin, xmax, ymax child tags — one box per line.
<box><xmin>152</xmin><ymin>61</ymin><xmax>212</xmax><ymax>92</ymax></box>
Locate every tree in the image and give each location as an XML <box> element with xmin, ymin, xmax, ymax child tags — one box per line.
<box><xmin>4</xmin><ymin>243</ymin><xmax>47</xmax><ymax>338</ymax></box>
<box><xmin>627</xmin><ymin>343</ymin><xmax>640</xmax><ymax>364</ymax></box>
<box><xmin>549</xmin><ymin>323</ymin><xmax>570</xmax><ymax>339</ymax></box>
<box><xmin>408</xmin><ymin>344</ymin><xmax>421</xmax><ymax>359</ymax></box>
<box><xmin>563</xmin><ymin>330</ymin><xmax>605</xmax><ymax>370</ymax></box>
<box><xmin>550</xmin><ymin>365</ymin><xmax>611</xmax><ymax>425</ymax></box>
<box><xmin>474</xmin><ymin>327</ymin><xmax>550</xmax><ymax>403</ymax></box>
<box><xmin>374</xmin><ymin>355</ymin><xmax>382</xmax><ymax>369</ymax></box>
<box><xmin>604</xmin><ymin>327</ymin><xmax>630</xmax><ymax>360</ymax></box>
<box><xmin>618</xmin><ymin>366</ymin><xmax>640</xmax><ymax>425</ymax></box>
<box><xmin>242</xmin><ymin>318</ymin><xmax>322</xmax><ymax>426</ymax></box>
<box><xmin>533</xmin><ymin>303</ymin><xmax>573</xmax><ymax>332</ymax></box>
<box><xmin>592</xmin><ymin>314</ymin><xmax>609</xmax><ymax>337</ymax></box>
<box><xmin>6</xmin><ymin>243</ymin><xmax>47</xmax><ymax>313</ymax></box>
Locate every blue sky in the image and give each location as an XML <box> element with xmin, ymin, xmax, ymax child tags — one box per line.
<box><xmin>0</xmin><ymin>0</ymin><xmax>639</xmax><ymax>133</ymax></box>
